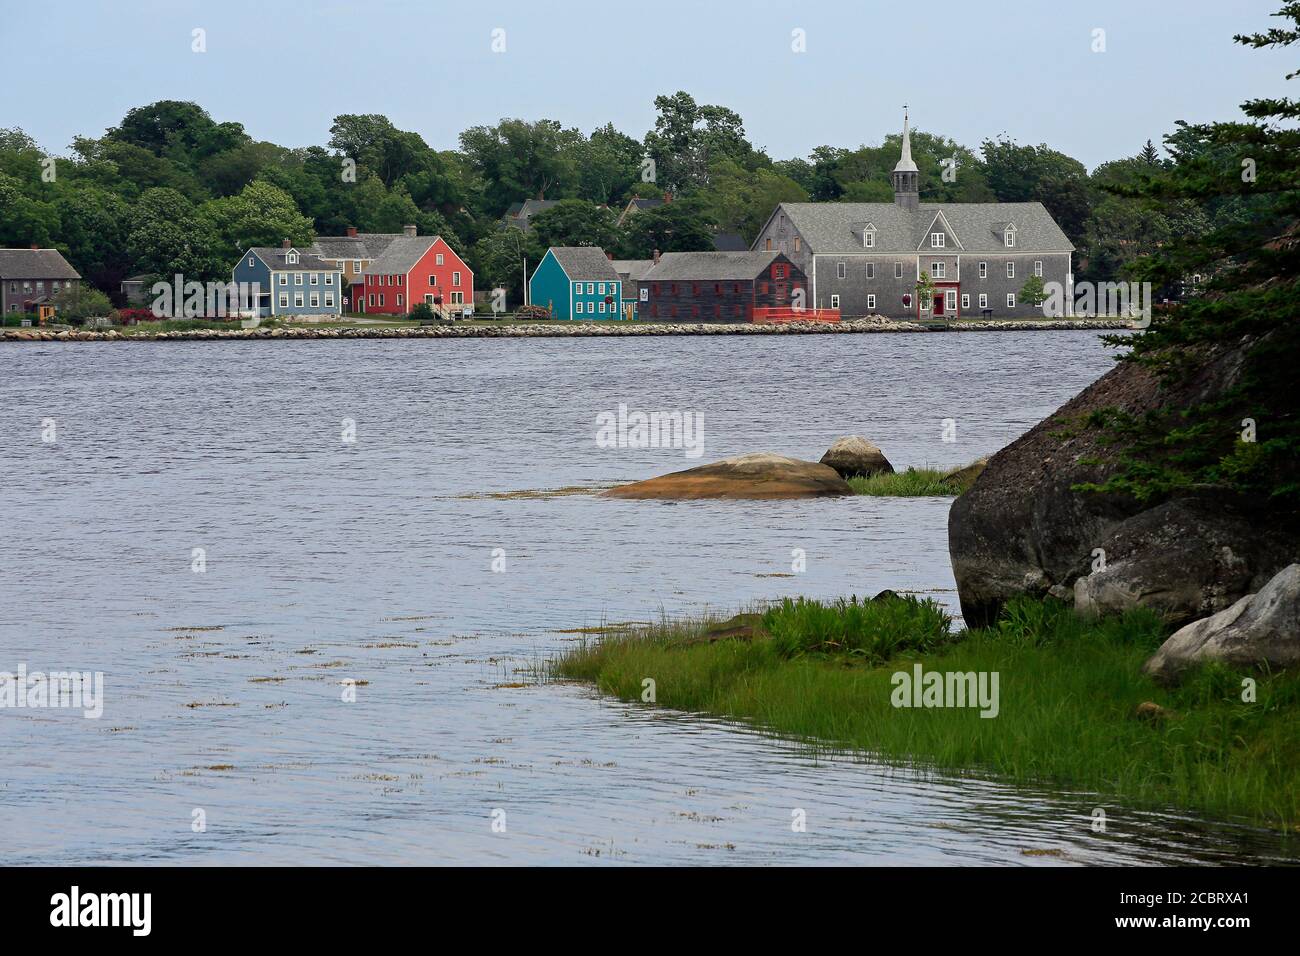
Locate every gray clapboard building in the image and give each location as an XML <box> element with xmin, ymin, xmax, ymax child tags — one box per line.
<box><xmin>751</xmin><ymin>114</ymin><xmax>1074</xmax><ymax>320</ymax></box>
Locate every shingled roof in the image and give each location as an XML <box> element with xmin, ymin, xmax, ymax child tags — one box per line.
<box><xmin>641</xmin><ymin>251</ymin><xmax>782</xmax><ymax>281</ymax></box>
<box><xmin>362</xmin><ymin>236</ymin><xmax>440</xmax><ymax>276</ymax></box>
<box><xmin>548</xmin><ymin>247</ymin><xmax>622</xmax><ymax>283</ymax></box>
<box><xmin>0</xmin><ymin>248</ymin><xmax>80</xmax><ymax>280</ymax></box>
<box><xmin>248</xmin><ymin>247</ymin><xmax>338</xmax><ymax>273</ymax></box>
<box><xmin>309</xmin><ymin>233</ymin><xmax>401</xmax><ymax>261</ymax></box>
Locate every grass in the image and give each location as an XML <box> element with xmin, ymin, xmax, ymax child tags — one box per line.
<box><xmin>848</xmin><ymin>463</ymin><xmax>982</xmax><ymax>496</ymax></box>
<box><xmin>552</xmin><ymin>595</ymin><xmax>1300</xmax><ymax>830</ymax></box>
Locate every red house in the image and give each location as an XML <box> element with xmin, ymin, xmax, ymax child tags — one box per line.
<box><xmin>359</xmin><ymin>232</ymin><xmax>473</xmax><ymax>317</ymax></box>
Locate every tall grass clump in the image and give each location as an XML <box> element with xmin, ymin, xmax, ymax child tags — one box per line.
<box><xmin>761</xmin><ymin>594</ymin><xmax>952</xmax><ymax>663</ymax></box>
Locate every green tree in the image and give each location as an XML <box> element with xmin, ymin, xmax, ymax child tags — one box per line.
<box><xmin>528</xmin><ymin>199</ymin><xmax>617</xmax><ymax>250</ymax></box>
<box><xmin>53</xmin><ymin>283</ymin><xmax>113</xmax><ymax>322</ymax></box>
<box><xmin>619</xmin><ymin>199</ymin><xmax>715</xmax><ymax>258</ymax></box>
<box><xmin>1019</xmin><ymin>274</ymin><xmax>1048</xmax><ymax>307</ymax></box>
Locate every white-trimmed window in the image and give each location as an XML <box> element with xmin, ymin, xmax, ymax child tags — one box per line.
<box><xmin>287</xmin><ymin>251</ymin><xmax>299</xmax><ymax>264</ymax></box>
<box><xmin>279</xmin><ymin>293</ymin><xmax>288</xmax><ymax>307</ymax></box>
<box><xmin>295</xmin><ymin>273</ymin><xmax>303</xmax><ymax>285</ymax></box>
<box><xmin>379</xmin><ymin>294</ymin><xmax>385</xmax><ymax>307</ymax></box>
<box><xmin>932</xmin><ymin>262</ymin><xmax>946</xmax><ymax>279</ymax></box>
<box><xmin>453</xmin><ymin>272</ymin><xmax>461</xmax><ymax>286</ymax></box>
<box><xmin>1005</xmin><ymin>228</ymin><xmax>1016</xmax><ymax>248</ymax></box>
<box><xmin>830</xmin><ymin>294</ymin><xmax>840</xmax><ymax>309</ymax></box>
<box><xmin>931</xmin><ymin>233</ymin><xmax>945</xmax><ymax>248</ymax></box>
<box><xmin>325</xmin><ymin>273</ymin><xmax>334</xmax><ymax>285</ymax></box>
<box><xmin>279</xmin><ymin>273</ymin><xmax>287</xmax><ymax>285</ymax></box>
<box><xmin>435</xmin><ymin>254</ymin><xmax>444</xmax><ymax>265</ymax></box>
<box><xmin>294</xmin><ymin>292</ymin><xmax>304</xmax><ymax>307</ymax></box>
<box><xmin>353</xmin><ymin>260</ymin><xmax>361</xmax><ymax>271</ymax></box>
<box><xmin>598</xmin><ymin>283</ymin><xmax>605</xmax><ymax>294</ymax></box>
<box><xmin>586</xmin><ymin>283</ymin><xmax>594</xmax><ymax>294</ymax></box>
<box><xmin>1007</xmin><ymin>293</ymin><xmax>1016</xmax><ymax>308</ymax></box>
<box><xmin>866</xmin><ymin>262</ymin><xmax>875</xmax><ymax>279</ymax></box>
<box><xmin>451</xmin><ymin>292</ymin><xmax>463</xmax><ymax>304</ymax></box>
<box><xmin>1034</xmin><ymin>260</ymin><xmax>1043</xmax><ymax>277</ymax></box>
<box><xmin>979</xmin><ymin>293</ymin><xmax>988</xmax><ymax>308</ymax></box>
<box><xmin>310</xmin><ymin>273</ymin><xmax>319</xmax><ymax>285</ymax></box>
<box><xmin>866</xmin><ymin>294</ymin><xmax>876</xmax><ymax>309</ymax></box>
<box><xmin>324</xmin><ymin>293</ymin><xmax>334</xmax><ymax>307</ymax></box>
<box><xmin>248</xmin><ymin>257</ymin><xmax>254</xmax><ymax>267</ymax></box>
<box><xmin>1007</xmin><ymin>262</ymin><xmax>1015</xmax><ymax>279</ymax></box>
<box><xmin>864</xmin><ymin>230</ymin><xmax>875</xmax><ymax>248</ymax></box>
<box><xmin>368</xmin><ymin>294</ymin><xmax>375</xmax><ymax>306</ymax></box>
<box><xmin>429</xmin><ymin>274</ymin><xmax>437</xmax><ymax>286</ymax></box>
<box><xmin>946</xmin><ymin>290</ymin><xmax>957</xmax><ymax>311</ymax></box>
<box><xmin>599</xmin><ymin>301</ymin><xmax>606</xmax><ymax>313</ymax></box>
<box><xmin>396</xmin><ymin>294</ymin><xmax>403</xmax><ymax>307</ymax></box>
<box><xmin>895</xmin><ymin>262</ymin><xmax>904</xmax><ymax>278</ymax></box>
<box><xmin>979</xmin><ymin>261</ymin><xmax>987</xmax><ymax>279</ymax></box>
<box><xmin>961</xmin><ymin>293</ymin><xmax>970</xmax><ymax>309</ymax></box>
<box><xmin>310</xmin><ymin>292</ymin><xmax>319</xmax><ymax>307</ymax></box>
<box><xmin>836</xmin><ymin>261</ymin><xmax>846</xmax><ymax>279</ymax></box>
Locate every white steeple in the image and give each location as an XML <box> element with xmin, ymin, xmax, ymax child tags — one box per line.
<box><xmin>891</xmin><ymin>109</ymin><xmax>919</xmax><ymax>211</ymax></box>
<box><xmin>894</xmin><ymin>109</ymin><xmax>918</xmax><ymax>173</ymax></box>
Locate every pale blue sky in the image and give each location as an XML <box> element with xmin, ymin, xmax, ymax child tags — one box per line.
<box><xmin>3</xmin><ymin>0</ymin><xmax>1293</xmax><ymax>169</ymax></box>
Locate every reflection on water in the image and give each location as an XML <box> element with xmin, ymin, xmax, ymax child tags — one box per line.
<box><xmin>0</xmin><ymin>332</ymin><xmax>1293</xmax><ymax>864</ymax></box>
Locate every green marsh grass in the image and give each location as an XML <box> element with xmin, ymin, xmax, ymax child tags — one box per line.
<box><xmin>553</xmin><ymin>595</ymin><xmax>1300</xmax><ymax>829</ymax></box>
<box><xmin>848</xmin><ymin>465</ymin><xmax>979</xmax><ymax>497</ymax></box>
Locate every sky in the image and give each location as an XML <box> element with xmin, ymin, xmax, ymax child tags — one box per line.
<box><xmin>2</xmin><ymin>0</ymin><xmax>1294</xmax><ymax>170</ymax></box>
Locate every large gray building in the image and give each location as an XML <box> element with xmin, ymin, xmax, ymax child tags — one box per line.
<box><xmin>750</xmin><ymin>114</ymin><xmax>1074</xmax><ymax>320</ymax></box>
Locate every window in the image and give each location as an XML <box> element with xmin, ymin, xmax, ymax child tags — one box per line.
<box><xmin>1034</xmin><ymin>260</ymin><xmax>1043</xmax><ymax>277</ymax></box>
<box><xmin>836</xmin><ymin>261</ymin><xmax>846</xmax><ymax>279</ymax></box>
<box><xmin>946</xmin><ymin>290</ymin><xmax>957</xmax><ymax>311</ymax></box>
<box><xmin>979</xmin><ymin>261</ymin><xmax>987</xmax><ymax>279</ymax></box>
<box><xmin>368</xmin><ymin>294</ymin><xmax>375</xmax><ymax>306</ymax></box>
<box><xmin>310</xmin><ymin>293</ymin><xmax>320</xmax><ymax>307</ymax></box>
<box><xmin>830</xmin><ymin>294</ymin><xmax>840</xmax><ymax>309</ymax></box>
<box><xmin>759</xmin><ymin>282</ymin><xmax>769</xmax><ymax>294</ymax></box>
<box><xmin>324</xmin><ymin>293</ymin><xmax>334</xmax><ymax>307</ymax></box>
<box><xmin>451</xmin><ymin>292</ymin><xmax>463</xmax><ymax>304</ymax></box>
<box><xmin>866</xmin><ymin>294</ymin><xmax>876</xmax><ymax>309</ymax></box>
<box><xmin>310</xmin><ymin>273</ymin><xmax>319</xmax><ymax>285</ymax></box>
<box><xmin>895</xmin><ymin>263</ymin><xmax>904</xmax><ymax>278</ymax></box>
<box><xmin>397</xmin><ymin>274</ymin><xmax>403</xmax><ymax>285</ymax></box>
<box><xmin>435</xmin><ymin>254</ymin><xmax>444</xmax><ymax>265</ymax></box>
<box><xmin>353</xmin><ymin>260</ymin><xmax>361</xmax><ymax>271</ymax></box>
<box><xmin>295</xmin><ymin>273</ymin><xmax>303</xmax><ymax>285</ymax></box>
<box><xmin>247</xmin><ymin>257</ymin><xmax>254</xmax><ymax>267</ymax></box>
<box><xmin>691</xmin><ymin>283</ymin><xmax>700</xmax><ymax>296</ymax></box>
<box><xmin>979</xmin><ymin>293</ymin><xmax>988</xmax><ymax>309</ymax></box>
<box><xmin>294</xmin><ymin>292</ymin><xmax>304</xmax><ymax>307</ymax></box>
<box><xmin>961</xmin><ymin>293</ymin><xmax>970</xmax><ymax>309</ymax></box>
<box><xmin>599</xmin><ymin>301</ymin><xmax>606</xmax><ymax>313</ymax></box>
<box><xmin>932</xmin><ymin>262</ymin><xmax>945</xmax><ymax>279</ymax></box>
<box><xmin>325</xmin><ymin>273</ymin><xmax>334</xmax><ymax>285</ymax></box>
<box><xmin>765</xmin><ymin>238</ymin><xmax>772</xmax><ymax>250</ymax></box>
<box><xmin>1005</xmin><ymin>230</ymin><xmax>1015</xmax><ymax>248</ymax></box>
<box><xmin>287</xmin><ymin>252</ymin><xmax>298</xmax><ymax>264</ymax></box>
<box><xmin>279</xmin><ymin>293</ymin><xmax>288</xmax><ymax>307</ymax></box>
<box><xmin>864</xmin><ymin>231</ymin><xmax>875</xmax><ymax>248</ymax></box>
<box><xmin>429</xmin><ymin>275</ymin><xmax>437</xmax><ymax>286</ymax></box>
<box><xmin>1007</xmin><ymin>293</ymin><xmax>1016</xmax><ymax>308</ymax></box>
<box><xmin>379</xmin><ymin>294</ymin><xmax>385</xmax><ymax>306</ymax></box>
<box><xmin>598</xmin><ymin>283</ymin><xmax>605</xmax><ymax>294</ymax></box>
<box><xmin>1007</xmin><ymin>262</ymin><xmax>1015</xmax><ymax>279</ymax></box>
<box><xmin>53</xmin><ymin>281</ymin><xmax>60</xmax><ymax>292</ymax></box>
<box><xmin>396</xmin><ymin>294</ymin><xmax>403</xmax><ymax>306</ymax></box>
<box><xmin>453</xmin><ymin>272</ymin><xmax>461</xmax><ymax>286</ymax></box>
<box><xmin>586</xmin><ymin>283</ymin><xmax>594</xmax><ymax>294</ymax></box>
<box><xmin>794</xmin><ymin>237</ymin><xmax>801</xmax><ymax>252</ymax></box>
<box><xmin>279</xmin><ymin>274</ymin><xmax>287</xmax><ymax>286</ymax></box>
<box><xmin>866</xmin><ymin>262</ymin><xmax>875</xmax><ymax>279</ymax></box>
<box><xmin>931</xmin><ymin>233</ymin><xmax>945</xmax><ymax>248</ymax></box>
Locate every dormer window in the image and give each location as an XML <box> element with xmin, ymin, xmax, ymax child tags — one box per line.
<box><xmin>1004</xmin><ymin>226</ymin><xmax>1016</xmax><ymax>248</ymax></box>
<box><xmin>931</xmin><ymin>232</ymin><xmax>945</xmax><ymax>248</ymax></box>
<box><xmin>287</xmin><ymin>251</ymin><xmax>299</xmax><ymax>264</ymax></box>
<box><xmin>864</xmin><ymin>229</ymin><xmax>875</xmax><ymax>249</ymax></box>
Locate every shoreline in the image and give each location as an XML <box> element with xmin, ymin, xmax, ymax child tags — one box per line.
<box><xmin>1</xmin><ymin>317</ymin><xmax>1131</xmax><ymax>343</ymax></box>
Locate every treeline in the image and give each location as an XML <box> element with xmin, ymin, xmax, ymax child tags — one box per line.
<box><xmin>0</xmin><ymin>92</ymin><xmax>1255</xmax><ymax>304</ymax></box>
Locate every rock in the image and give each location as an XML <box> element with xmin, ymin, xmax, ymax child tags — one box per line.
<box><xmin>1133</xmin><ymin>701</ymin><xmax>1175</xmax><ymax>723</ymax></box>
<box><xmin>942</xmin><ymin>457</ymin><xmax>988</xmax><ymax>493</ymax></box>
<box><xmin>1142</xmin><ymin>564</ymin><xmax>1300</xmax><ymax>683</ymax></box>
<box><xmin>819</xmin><ymin>436</ymin><xmax>893</xmax><ymax>478</ymax></box>
<box><xmin>604</xmin><ymin>453</ymin><xmax>852</xmax><ymax>501</ymax></box>
<box><xmin>948</xmin><ymin>336</ymin><xmax>1298</xmax><ymax>627</ymax></box>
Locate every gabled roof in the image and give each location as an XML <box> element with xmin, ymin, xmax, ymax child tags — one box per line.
<box><xmin>610</xmin><ymin>259</ymin><xmax>655</xmax><ymax>281</ymax></box>
<box><xmin>547</xmin><ymin>247</ymin><xmax>622</xmax><ymax>283</ymax></box>
<box><xmin>767</xmin><ymin>202</ymin><xmax>1073</xmax><ymax>254</ymax></box>
<box><xmin>309</xmin><ymin>233</ymin><xmax>401</xmax><ymax>261</ymax></box>
<box><xmin>505</xmin><ymin>199</ymin><xmax>561</xmax><ymax>230</ymax></box>
<box><xmin>248</xmin><ymin>248</ymin><xmax>338</xmax><ymax>273</ymax></box>
<box><xmin>711</xmin><ymin>232</ymin><xmax>750</xmax><ymax>252</ymax></box>
<box><xmin>362</xmin><ymin>236</ymin><xmax>441</xmax><ymax>276</ymax></box>
<box><xmin>0</xmin><ymin>248</ymin><xmax>80</xmax><ymax>280</ymax></box>
<box><xmin>642</xmin><ymin>251</ymin><xmax>783</xmax><ymax>282</ymax></box>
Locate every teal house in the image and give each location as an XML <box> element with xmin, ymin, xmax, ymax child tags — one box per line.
<box><xmin>528</xmin><ymin>247</ymin><xmax>623</xmax><ymax>320</ymax></box>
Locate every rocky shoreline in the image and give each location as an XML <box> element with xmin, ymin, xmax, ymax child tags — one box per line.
<box><xmin>1</xmin><ymin>317</ymin><xmax>1130</xmax><ymax>343</ymax></box>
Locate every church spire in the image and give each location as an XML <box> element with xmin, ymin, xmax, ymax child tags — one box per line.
<box><xmin>891</xmin><ymin>108</ymin><xmax>919</xmax><ymax>211</ymax></box>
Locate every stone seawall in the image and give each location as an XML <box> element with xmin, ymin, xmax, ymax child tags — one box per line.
<box><xmin>2</xmin><ymin>318</ymin><xmax>1130</xmax><ymax>343</ymax></box>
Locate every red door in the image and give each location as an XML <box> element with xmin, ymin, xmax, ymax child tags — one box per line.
<box><xmin>933</xmin><ymin>290</ymin><xmax>945</xmax><ymax>316</ymax></box>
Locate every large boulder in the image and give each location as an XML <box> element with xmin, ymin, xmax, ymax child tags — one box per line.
<box><xmin>948</xmin><ymin>337</ymin><xmax>1297</xmax><ymax>627</ymax></box>
<box><xmin>1143</xmin><ymin>564</ymin><xmax>1300</xmax><ymax>683</ymax></box>
<box><xmin>819</xmin><ymin>436</ymin><xmax>894</xmax><ymax>479</ymax></box>
<box><xmin>604</xmin><ymin>453</ymin><xmax>852</xmax><ymax>500</ymax></box>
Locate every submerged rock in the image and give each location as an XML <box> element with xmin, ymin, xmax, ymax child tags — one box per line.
<box><xmin>604</xmin><ymin>453</ymin><xmax>852</xmax><ymax>500</ymax></box>
<box><xmin>942</xmin><ymin>457</ymin><xmax>988</xmax><ymax>492</ymax></box>
<box><xmin>819</xmin><ymin>436</ymin><xmax>894</xmax><ymax>478</ymax></box>
<box><xmin>1143</xmin><ymin>564</ymin><xmax>1300</xmax><ymax>683</ymax></box>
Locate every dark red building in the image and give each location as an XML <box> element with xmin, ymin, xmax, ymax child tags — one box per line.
<box><xmin>639</xmin><ymin>251</ymin><xmax>808</xmax><ymax>322</ymax></box>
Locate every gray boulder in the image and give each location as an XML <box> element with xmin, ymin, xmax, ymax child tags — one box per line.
<box><xmin>1143</xmin><ymin>564</ymin><xmax>1300</xmax><ymax>683</ymax></box>
<box><xmin>819</xmin><ymin>436</ymin><xmax>893</xmax><ymax>479</ymax></box>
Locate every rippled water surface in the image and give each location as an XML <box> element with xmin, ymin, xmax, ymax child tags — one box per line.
<box><xmin>1</xmin><ymin>332</ymin><xmax>1293</xmax><ymax>864</ymax></box>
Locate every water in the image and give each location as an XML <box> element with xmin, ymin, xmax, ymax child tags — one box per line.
<box><xmin>0</xmin><ymin>331</ymin><xmax>1292</xmax><ymax>864</ymax></box>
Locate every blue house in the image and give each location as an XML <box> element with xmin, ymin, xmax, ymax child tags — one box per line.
<box><xmin>232</xmin><ymin>241</ymin><xmax>344</xmax><ymax>318</ymax></box>
<box><xmin>528</xmin><ymin>247</ymin><xmax>624</xmax><ymax>320</ymax></box>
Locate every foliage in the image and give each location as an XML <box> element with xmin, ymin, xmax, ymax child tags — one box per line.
<box><xmin>52</xmin><ymin>283</ymin><xmax>112</xmax><ymax>321</ymax></box>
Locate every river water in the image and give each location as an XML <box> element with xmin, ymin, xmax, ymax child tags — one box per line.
<box><xmin>1</xmin><ymin>331</ymin><xmax>1293</xmax><ymax>864</ymax></box>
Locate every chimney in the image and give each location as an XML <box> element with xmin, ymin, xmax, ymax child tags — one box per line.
<box><xmin>652</xmin><ymin>249</ymin><xmax>661</xmax><ymax>265</ymax></box>
<box><xmin>30</xmin><ymin>244</ymin><xmax>39</xmax><ymax>251</ymax></box>
<box><xmin>281</xmin><ymin>238</ymin><xmax>292</xmax><ymax>249</ymax></box>
<box><xmin>346</xmin><ymin>226</ymin><xmax>358</xmax><ymax>238</ymax></box>
<box><xmin>403</xmin><ymin>224</ymin><xmax>417</xmax><ymax>238</ymax></box>
<box><xmin>606</xmin><ymin>251</ymin><xmax>613</xmax><ymax>260</ymax></box>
